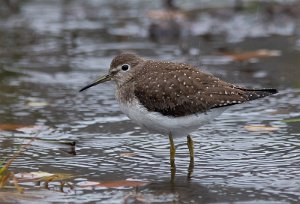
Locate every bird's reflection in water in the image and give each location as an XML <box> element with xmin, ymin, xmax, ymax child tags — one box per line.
<box><xmin>170</xmin><ymin>158</ymin><xmax>194</xmax><ymax>183</ymax></box>
<box><xmin>125</xmin><ymin>175</ymin><xmax>283</xmax><ymax>204</ymax></box>
<box><xmin>126</xmin><ymin>176</ymin><xmax>213</xmax><ymax>203</ymax></box>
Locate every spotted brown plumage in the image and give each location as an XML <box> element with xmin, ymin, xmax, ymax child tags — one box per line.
<box><xmin>131</xmin><ymin>59</ymin><xmax>277</xmax><ymax>117</ymax></box>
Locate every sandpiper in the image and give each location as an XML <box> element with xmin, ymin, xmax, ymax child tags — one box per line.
<box><xmin>79</xmin><ymin>52</ymin><xmax>277</xmax><ymax>171</ymax></box>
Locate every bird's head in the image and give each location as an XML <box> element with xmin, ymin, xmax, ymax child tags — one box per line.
<box><xmin>79</xmin><ymin>52</ymin><xmax>143</xmax><ymax>92</ymax></box>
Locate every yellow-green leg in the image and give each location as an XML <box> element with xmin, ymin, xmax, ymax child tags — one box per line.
<box><xmin>187</xmin><ymin>135</ymin><xmax>194</xmax><ymax>179</ymax></box>
<box><xmin>168</xmin><ymin>132</ymin><xmax>176</xmax><ymax>172</ymax></box>
<box><xmin>187</xmin><ymin>135</ymin><xmax>194</xmax><ymax>162</ymax></box>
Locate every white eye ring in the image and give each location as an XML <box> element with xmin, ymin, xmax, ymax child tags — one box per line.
<box><xmin>121</xmin><ymin>64</ymin><xmax>130</xmax><ymax>71</ymax></box>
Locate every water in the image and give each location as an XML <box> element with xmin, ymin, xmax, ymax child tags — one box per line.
<box><xmin>0</xmin><ymin>0</ymin><xmax>300</xmax><ymax>203</ymax></box>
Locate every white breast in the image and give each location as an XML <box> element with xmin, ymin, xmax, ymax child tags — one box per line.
<box><xmin>118</xmin><ymin>98</ymin><xmax>227</xmax><ymax>137</ymax></box>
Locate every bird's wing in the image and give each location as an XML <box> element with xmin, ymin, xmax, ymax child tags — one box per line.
<box><xmin>134</xmin><ymin>62</ymin><xmax>276</xmax><ymax>117</ymax></box>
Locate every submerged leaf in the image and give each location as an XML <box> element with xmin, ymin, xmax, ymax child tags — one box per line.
<box><xmin>0</xmin><ymin>138</ymin><xmax>35</xmax><ymax>192</ymax></box>
<box><xmin>76</xmin><ymin>181</ymin><xmax>101</xmax><ymax>187</ymax></box>
<box><xmin>120</xmin><ymin>152</ymin><xmax>136</xmax><ymax>157</ymax></box>
<box><xmin>148</xmin><ymin>10</ymin><xmax>186</xmax><ymax>21</ymax></box>
<box><xmin>0</xmin><ymin>192</ymin><xmax>42</xmax><ymax>202</ymax></box>
<box><xmin>98</xmin><ymin>180</ymin><xmax>148</xmax><ymax>188</ymax></box>
<box><xmin>0</xmin><ymin>174</ymin><xmax>10</xmax><ymax>188</ymax></box>
<box><xmin>244</xmin><ymin>124</ymin><xmax>279</xmax><ymax>132</ymax></box>
<box><xmin>27</xmin><ymin>101</ymin><xmax>48</xmax><ymax>107</ymax></box>
<box><xmin>0</xmin><ymin>160</ymin><xmax>8</xmax><ymax>175</ymax></box>
<box><xmin>41</xmin><ymin>173</ymin><xmax>73</xmax><ymax>182</ymax></box>
<box><xmin>282</xmin><ymin>117</ymin><xmax>300</xmax><ymax>123</ymax></box>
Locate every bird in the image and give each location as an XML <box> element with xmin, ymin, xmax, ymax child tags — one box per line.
<box><xmin>148</xmin><ymin>0</ymin><xmax>187</xmax><ymax>42</ymax></box>
<box><xmin>79</xmin><ymin>52</ymin><xmax>277</xmax><ymax>172</ymax></box>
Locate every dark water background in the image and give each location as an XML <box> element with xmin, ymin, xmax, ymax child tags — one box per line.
<box><xmin>0</xmin><ymin>0</ymin><xmax>300</xmax><ymax>203</ymax></box>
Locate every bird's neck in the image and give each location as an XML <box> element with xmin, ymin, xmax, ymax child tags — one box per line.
<box><xmin>115</xmin><ymin>82</ymin><xmax>135</xmax><ymax>105</ymax></box>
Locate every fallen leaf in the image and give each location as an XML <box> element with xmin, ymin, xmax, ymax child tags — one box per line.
<box><xmin>76</xmin><ymin>179</ymin><xmax>149</xmax><ymax>188</ymax></box>
<box><xmin>222</xmin><ymin>49</ymin><xmax>281</xmax><ymax>62</ymax></box>
<box><xmin>0</xmin><ymin>124</ymin><xmax>34</xmax><ymax>131</ymax></box>
<box><xmin>15</xmin><ymin>171</ymin><xmax>72</xmax><ymax>182</ymax></box>
<box><xmin>15</xmin><ymin>171</ymin><xmax>53</xmax><ymax>180</ymax></box>
<box><xmin>244</xmin><ymin>124</ymin><xmax>279</xmax><ymax>132</ymax></box>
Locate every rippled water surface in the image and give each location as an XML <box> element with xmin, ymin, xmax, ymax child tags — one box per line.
<box><xmin>1</xmin><ymin>0</ymin><xmax>300</xmax><ymax>203</ymax></box>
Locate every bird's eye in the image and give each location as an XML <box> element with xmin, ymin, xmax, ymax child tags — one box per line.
<box><xmin>121</xmin><ymin>64</ymin><xmax>130</xmax><ymax>71</ymax></box>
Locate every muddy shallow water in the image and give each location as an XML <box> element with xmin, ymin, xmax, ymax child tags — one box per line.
<box><xmin>0</xmin><ymin>0</ymin><xmax>300</xmax><ymax>203</ymax></box>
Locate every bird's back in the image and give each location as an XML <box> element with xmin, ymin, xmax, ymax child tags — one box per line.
<box><xmin>133</xmin><ymin>60</ymin><xmax>277</xmax><ymax>117</ymax></box>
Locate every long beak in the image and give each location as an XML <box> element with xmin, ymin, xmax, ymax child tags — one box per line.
<box><xmin>79</xmin><ymin>74</ymin><xmax>111</xmax><ymax>92</ymax></box>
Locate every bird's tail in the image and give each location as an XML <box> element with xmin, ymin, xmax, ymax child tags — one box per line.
<box><xmin>239</xmin><ymin>88</ymin><xmax>278</xmax><ymax>101</ymax></box>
